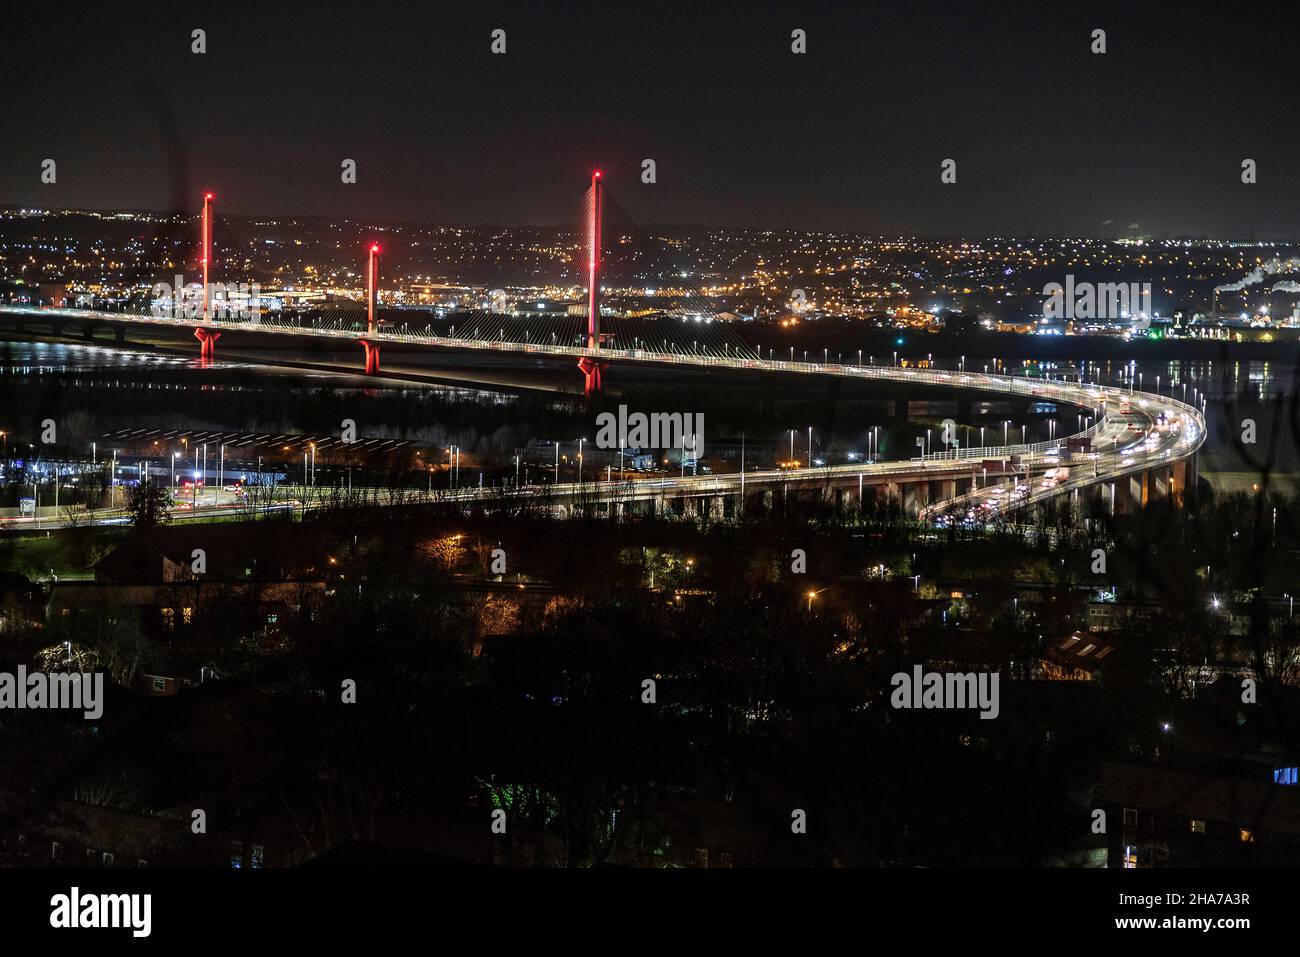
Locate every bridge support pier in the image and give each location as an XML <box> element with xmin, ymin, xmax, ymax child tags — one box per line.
<box><xmin>115</xmin><ymin>327</ymin><xmax>126</xmax><ymax>344</ymax></box>
<box><xmin>903</xmin><ymin>481</ymin><xmax>930</xmax><ymax>516</ymax></box>
<box><xmin>81</xmin><ymin>322</ymin><xmax>96</xmax><ymax>341</ymax></box>
<box><xmin>1149</xmin><ymin>466</ymin><xmax>1171</xmax><ymax>503</ymax></box>
<box><xmin>894</xmin><ymin>397</ymin><xmax>910</xmax><ymax>420</ymax></box>
<box><xmin>194</xmin><ymin>327</ymin><xmax>220</xmax><ymax>361</ymax></box>
<box><xmin>1172</xmin><ymin>456</ymin><xmax>1195</xmax><ymax>504</ymax></box>
<box><xmin>578</xmin><ymin>356</ymin><xmax>608</xmax><ymax>394</ymax></box>
<box><xmin>885</xmin><ymin>481</ymin><xmax>902</xmax><ymax>508</ymax></box>
<box><xmin>360</xmin><ymin>338</ymin><xmax>381</xmax><ymax>375</ymax></box>
<box><xmin>1110</xmin><ymin>473</ymin><xmax>1144</xmax><ymax>515</ymax></box>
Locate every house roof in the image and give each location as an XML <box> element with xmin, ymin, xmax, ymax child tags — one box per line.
<box><xmin>1100</xmin><ymin>762</ymin><xmax>1300</xmax><ymax>835</ymax></box>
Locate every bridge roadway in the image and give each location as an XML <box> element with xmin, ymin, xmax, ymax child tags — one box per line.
<box><xmin>0</xmin><ymin>305</ymin><xmax>1205</xmax><ymax>523</ymax></box>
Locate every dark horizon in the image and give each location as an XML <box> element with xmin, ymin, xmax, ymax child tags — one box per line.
<box><xmin>8</xmin><ymin>200</ymin><xmax>1300</xmax><ymax>246</ymax></box>
<box><xmin>4</xmin><ymin>2</ymin><xmax>1299</xmax><ymax>238</ymax></box>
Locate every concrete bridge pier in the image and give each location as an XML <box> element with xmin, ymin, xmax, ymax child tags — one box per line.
<box><xmin>115</xmin><ymin>327</ymin><xmax>127</xmax><ymax>344</ymax></box>
<box><xmin>894</xmin><ymin>397</ymin><xmax>910</xmax><ymax>421</ymax></box>
<box><xmin>884</xmin><ymin>482</ymin><xmax>903</xmax><ymax>509</ymax></box>
<box><xmin>1111</xmin><ymin>472</ymin><xmax>1145</xmax><ymax>514</ymax></box>
<box><xmin>1172</xmin><ymin>456</ymin><xmax>1196</xmax><ymax>502</ymax></box>
<box><xmin>81</xmin><ymin>322</ymin><xmax>96</xmax><ymax>341</ymax></box>
<box><xmin>359</xmin><ymin>338</ymin><xmax>381</xmax><ymax>375</ymax></box>
<box><xmin>194</xmin><ymin>327</ymin><xmax>221</xmax><ymax>361</ymax></box>
<box><xmin>1148</xmin><ymin>466</ymin><xmax>1171</xmax><ymax>502</ymax></box>
<box><xmin>707</xmin><ymin>496</ymin><xmax>724</xmax><ymax>521</ymax></box>
<box><xmin>903</xmin><ymin>481</ymin><xmax>930</xmax><ymax>516</ymax></box>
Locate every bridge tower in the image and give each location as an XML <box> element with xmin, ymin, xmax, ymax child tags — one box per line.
<box><xmin>194</xmin><ymin>192</ymin><xmax>220</xmax><ymax>363</ymax></box>
<box><xmin>577</xmin><ymin>170</ymin><xmax>608</xmax><ymax>394</ymax></box>
<box><xmin>360</xmin><ymin>243</ymin><xmax>381</xmax><ymax>375</ymax></box>
<box><xmin>201</xmin><ymin>192</ymin><xmax>213</xmax><ymax>320</ymax></box>
<box><xmin>367</xmin><ymin>243</ymin><xmax>379</xmax><ymax>337</ymax></box>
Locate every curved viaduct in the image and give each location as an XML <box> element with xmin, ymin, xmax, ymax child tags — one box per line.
<box><xmin>0</xmin><ymin>305</ymin><xmax>1205</xmax><ymax>524</ymax></box>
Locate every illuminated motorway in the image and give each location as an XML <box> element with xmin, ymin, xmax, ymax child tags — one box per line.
<box><xmin>921</xmin><ymin>392</ymin><xmax>1201</xmax><ymax>526</ymax></box>
<box><xmin>0</xmin><ymin>305</ymin><xmax>1206</xmax><ymax>524</ymax></box>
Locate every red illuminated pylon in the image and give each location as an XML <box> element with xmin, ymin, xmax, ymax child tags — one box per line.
<box><xmin>586</xmin><ymin>170</ymin><xmax>602</xmax><ymax>350</ymax></box>
<box><xmin>367</xmin><ymin>243</ymin><xmax>380</xmax><ymax>337</ymax></box>
<box><xmin>201</xmin><ymin>193</ymin><xmax>214</xmax><ymax>322</ymax></box>
<box><xmin>579</xmin><ymin>171</ymin><xmax>608</xmax><ymax>394</ymax></box>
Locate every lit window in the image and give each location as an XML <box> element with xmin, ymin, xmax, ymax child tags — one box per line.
<box><xmin>1190</xmin><ymin>819</ymin><xmax>1206</xmax><ymax>834</ymax></box>
<box><xmin>1274</xmin><ymin>766</ymin><xmax>1298</xmax><ymax>786</ymax></box>
<box><xmin>1239</xmin><ymin>828</ymin><xmax>1255</xmax><ymax>844</ymax></box>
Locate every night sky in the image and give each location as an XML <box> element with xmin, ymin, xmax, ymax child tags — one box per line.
<box><xmin>4</xmin><ymin>1</ymin><xmax>1299</xmax><ymax>237</ymax></box>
